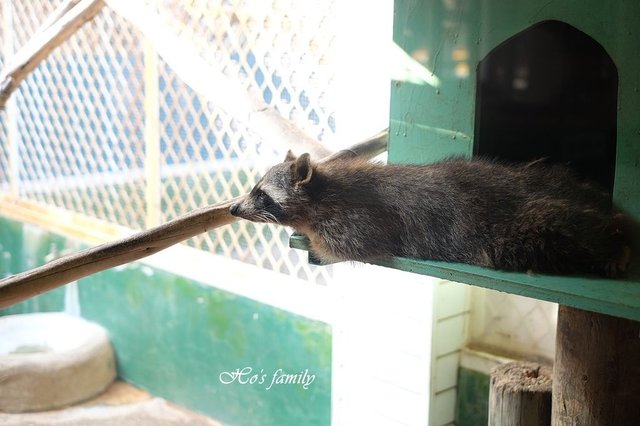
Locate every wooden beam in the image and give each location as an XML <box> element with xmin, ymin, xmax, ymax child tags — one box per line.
<box><xmin>0</xmin><ymin>196</ymin><xmax>240</xmax><ymax>308</ymax></box>
<box><xmin>321</xmin><ymin>128</ymin><xmax>388</xmax><ymax>162</ymax></box>
<box><xmin>0</xmin><ymin>0</ymin><xmax>105</xmax><ymax>109</ymax></box>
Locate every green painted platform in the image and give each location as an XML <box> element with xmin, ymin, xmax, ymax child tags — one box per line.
<box><xmin>290</xmin><ymin>234</ymin><xmax>640</xmax><ymax>321</ymax></box>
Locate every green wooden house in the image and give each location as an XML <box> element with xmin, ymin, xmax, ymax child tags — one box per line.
<box><xmin>383</xmin><ymin>0</ymin><xmax>640</xmax><ymax>320</ymax></box>
<box><xmin>387</xmin><ymin>0</ymin><xmax>640</xmax><ymax>423</ymax></box>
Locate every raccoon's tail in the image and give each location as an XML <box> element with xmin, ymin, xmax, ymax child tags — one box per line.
<box><xmin>491</xmin><ymin>201</ymin><xmax>632</xmax><ymax>278</ymax></box>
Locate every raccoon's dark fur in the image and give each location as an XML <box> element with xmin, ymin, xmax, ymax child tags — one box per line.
<box><xmin>230</xmin><ymin>152</ymin><xmax>632</xmax><ymax>278</ymax></box>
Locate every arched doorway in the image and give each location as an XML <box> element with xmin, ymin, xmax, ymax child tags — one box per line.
<box><xmin>474</xmin><ymin>20</ymin><xmax>618</xmax><ymax>194</ymax></box>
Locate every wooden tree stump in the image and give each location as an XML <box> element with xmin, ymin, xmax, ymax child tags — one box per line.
<box><xmin>552</xmin><ymin>305</ymin><xmax>640</xmax><ymax>425</ymax></box>
<box><xmin>489</xmin><ymin>361</ymin><xmax>552</xmax><ymax>426</ymax></box>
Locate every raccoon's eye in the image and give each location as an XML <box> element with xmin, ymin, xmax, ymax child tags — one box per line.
<box><xmin>255</xmin><ymin>190</ymin><xmax>269</xmax><ymax>207</ymax></box>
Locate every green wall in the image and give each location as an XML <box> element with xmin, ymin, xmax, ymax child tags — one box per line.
<box><xmin>0</xmin><ymin>218</ymin><xmax>67</xmax><ymax>314</ymax></box>
<box><xmin>0</xmin><ymin>216</ymin><xmax>331</xmax><ymax>426</ymax></box>
<box><xmin>455</xmin><ymin>367</ymin><xmax>490</xmax><ymax>426</ymax></box>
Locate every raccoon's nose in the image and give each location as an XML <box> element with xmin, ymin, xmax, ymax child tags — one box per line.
<box><xmin>229</xmin><ymin>204</ymin><xmax>240</xmax><ymax>216</ymax></box>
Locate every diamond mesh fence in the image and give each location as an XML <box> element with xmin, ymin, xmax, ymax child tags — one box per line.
<box><xmin>144</xmin><ymin>0</ymin><xmax>336</xmax><ymax>142</ymax></box>
<box><xmin>0</xmin><ymin>0</ymin><xmax>334</xmax><ymax>284</ymax></box>
<box><xmin>0</xmin><ymin>1</ymin><xmax>9</xmax><ymax>187</ymax></box>
<box><xmin>0</xmin><ymin>107</ymin><xmax>6</xmax><ymax>186</ymax></box>
<box><xmin>0</xmin><ymin>0</ymin><xmax>556</xmax><ymax>344</ymax></box>
<box><xmin>15</xmin><ymin>5</ymin><xmax>147</xmax><ymax>228</ymax></box>
<box><xmin>156</xmin><ymin>56</ymin><xmax>329</xmax><ymax>281</ymax></box>
<box><xmin>9</xmin><ymin>1</ymin><xmax>58</xmax><ymax>49</ymax></box>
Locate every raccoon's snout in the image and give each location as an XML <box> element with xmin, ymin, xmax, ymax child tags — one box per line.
<box><xmin>229</xmin><ymin>203</ymin><xmax>240</xmax><ymax>216</ymax></box>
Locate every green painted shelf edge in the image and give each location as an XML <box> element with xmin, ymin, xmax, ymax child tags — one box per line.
<box><xmin>290</xmin><ymin>234</ymin><xmax>640</xmax><ymax>321</ymax></box>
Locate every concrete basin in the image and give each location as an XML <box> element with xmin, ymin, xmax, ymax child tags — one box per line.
<box><xmin>0</xmin><ymin>312</ymin><xmax>116</xmax><ymax>413</ymax></box>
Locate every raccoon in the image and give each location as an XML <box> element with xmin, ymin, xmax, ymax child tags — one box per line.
<box><xmin>229</xmin><ymin>152</ymin><xmax>632</xmax><ymax>278</ymax></box>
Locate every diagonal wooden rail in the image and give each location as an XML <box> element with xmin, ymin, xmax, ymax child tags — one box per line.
<box><xmin>0</xmin><ymin>131</ymin><xmax>388</xmax><ymax>309</ymax></box>
<box><xmin>0</xmin><ymin>0</ymin><xmax>331</xmax><ymax>159</ymax></box>
<box><xmin>0</xmin><ymin>0</ymin><xmax>105</xmax><ymax>109</ymax></box>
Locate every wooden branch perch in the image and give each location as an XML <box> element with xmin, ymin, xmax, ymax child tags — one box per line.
<box><xmin>0</xmin><ymin>132</ymin><xmax>387</xmax><ymax>309</ymax></box>
<box><xmin>321</xmin><ymin>128</ymin><xmax>388</xmax><ymax>162</ymax></box>
<box><xmin>0</xmin><ymin>198</ymin><xmax>239</xmax><ymax>308</ymax></box>
<box><xmin>0</xmin><ymin>0</ymin><xmax>104</xmax><ymax>109</ymax></box>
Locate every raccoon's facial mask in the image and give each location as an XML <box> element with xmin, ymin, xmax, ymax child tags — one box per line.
<box><xmin>230</xmin><ymin>186</ymin><xmax>287</xmax><ymax>224</ymax></box>
<box><xmin>229</xmin><ymin>176</ymin><xmax>288</xmax><ymax>224</ymax></box>
<box><xmin>229</xmin><ymin>152</ymin><xmax>315</xmax><ymax>224</ymax></box>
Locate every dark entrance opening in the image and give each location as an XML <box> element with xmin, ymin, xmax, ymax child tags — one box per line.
<box><xmin>474</xmin><ymin>20</ymin><xmax>618</xmax><ymax>194</ymax></box>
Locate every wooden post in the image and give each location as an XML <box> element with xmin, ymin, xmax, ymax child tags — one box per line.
<box><xmin>552</xmin><ymin>305</ymin><xmax>640</xmax><ymax>425</ymax></box>
<box><xmin>489</xmin><ymin>361</ymin><xmax>552</xmax><ymax>426</ymax></box>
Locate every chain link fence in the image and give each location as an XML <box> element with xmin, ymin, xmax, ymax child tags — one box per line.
<box><xmin>0</xmin><ymin>0</ymin><xmax>335</xmax><ymax>284</ymax></box>
<box><xmin>0</xmin><ymin>2</ymin><xmax>9</xmax><ymax>187</ymax></box>
<box><xmin>15</xmin><ymin>5</ymin><xmax>147</xmax><ymax>228</ymax></box>
<box><xmin>146</xmin><ymin>0</ymin><xmax>336</xmax><ymax>141</ymax></box>
<box><xmin>1</xmin><ymin>0</ymin><xmax>558</xmax><ymax>353</ymax></box>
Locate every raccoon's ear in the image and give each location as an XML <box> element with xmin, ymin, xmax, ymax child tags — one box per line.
<box><xmin>284</xmin><ymin>150</ymin><xmax>297</xmax><ymax>162</ymax></box>
<box><xmin>292</xmin><ymin>153</ymin><xmax>313</xmax><ymax>186</ymax></box>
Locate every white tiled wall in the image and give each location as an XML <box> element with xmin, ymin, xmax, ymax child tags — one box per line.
<box><xmin>330</xmin><ymin>266</ymin><xmax>472</xmax><ymax>426</ymax></box>
<box><xmin>468</xmin><ymin>287</ymin><xmax>557</xmax><ymax>361</ymax></box>
<box><xmin>430</xmin><ymin>281</ymin><xmax>471</xmax><ymax>426</ymax></box>
<box><xmin>329</xmin><ymin>276</ymin><xmax>557</xmax><ymax>426</ymax></box>
<box><xmin>331</xmin><ymin>263</ymin><xmax>433</xmax><ymax>426</ymax></box>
